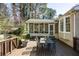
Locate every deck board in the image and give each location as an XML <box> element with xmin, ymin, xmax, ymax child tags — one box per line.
<box><xmin>8</xmin><ymin>40</ymin><xmax>79</xmax><ymax>56</ymax></box>
<box><xmin>8</xmin><ymin>41</ymin><xmax>37</xmax><ymax>56</ymax></box>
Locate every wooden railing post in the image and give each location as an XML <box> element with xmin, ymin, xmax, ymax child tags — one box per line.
<box><xmin>9</xmin><ymin>40</ymin><xmax>11</xmax><ymax>53</ymax></box>
<box><xmin>3</xmin><ymin>41</ymin><xmax>5</xmax><ymax>56</ymax></box>
<box><xmin>5</xmin><ymin>41</ymin><xmax>7</xmax><ymax>55</ymax></box>
<box><xmin>10</xmin><ymin>38</ymin><xmax>13</xmax><ymax>52</ymax></box>
<box><xmin>16</xmin><ymin>38</ymin><xmax>18</xmax><ymax>48</ymax></box>
<box><xmin>0</xmin><ymin>42</ymin><xmax>2</xmax><ymax>56</ymax></box>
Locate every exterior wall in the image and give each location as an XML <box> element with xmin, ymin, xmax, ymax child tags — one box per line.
<box><xmin>59</xmin><ymin>13</ymin><xmax>74</xmax><ymax>47</ymax></box>
<box><xmin>75</xmin><ymin>12</ymin><xmax>79</xmax><ymax>37</ymax></box>
<box><xmin>59</xmin><ymin>33</ymin><xmax>73</xmax><ymax>47</ymax></box>
<box><xmin>54</xmin><ymin>22</ymin><xmax>59</xmax><ymax>39</ymax></box>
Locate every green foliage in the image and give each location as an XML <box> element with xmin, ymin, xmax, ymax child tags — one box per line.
<box><xmin>13</xmin><ymin>28</ymin><xmax>21</xmax><ymax>36</ymax></box>
<box><xmin>19</xmin><ymin>3</ymin><xmax>56</xmax><ymax>19</ymax></box>
<box><xmin>12</xmin><ymin>27</ymin><xmax>24</xmax><ymax>36</ymax></box>
<box><xmin>40</xmin><ymin>7</ymin><xmax>47</xmax><ymax>14</ymax></box>
<box><xmin>19</xmin><ymin>34</ymin><xmax>30</xmax><ymax>40</ymax></box>
<box><xmin>39</xmin><ymin>7</ymin><xmax>56</xmax><ymax>19</ymax></box>
<box><xmin>24</xmin><ymin>34</ymin><xmax>30</xmax><ymax>39</ymax></box>
<box><xmin>45</xmin><ymin>8</ymin><xmax>56</xmax><ymax>19</ymax></box>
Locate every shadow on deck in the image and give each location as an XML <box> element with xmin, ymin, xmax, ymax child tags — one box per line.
<box><xmin>9</xmin><ymin>39</ymin><xmax>79</xmax><ymax>56</ymax></box>
<box><xmin>18</xmin><ymin>41</ymin><xmax>28</xmax><ymax>49</ymax></box>
<box><xmin>30</xmin><ymin>46</ymin><xmax>56</xmax><ymax>56</ymax></box>
<box><xmin>30</xmin><ymin>39</ymin><xmax>79</xmax><ymax>56</ymax></box>
<box><xmin>30</xmin><ymin>37</ymin><xmax>56</xmax><ymax>56</ymax></box>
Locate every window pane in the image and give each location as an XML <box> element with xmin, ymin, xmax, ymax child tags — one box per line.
<box><xmin>66</xmin><ymin>17</ymin><xmax>70</xmax><ymax>32</ymax></box>
<box><xmin>45</xmin><ymin>23</ymin><xmax>48</xmax><ymax>33</ymax></box>
<box><xmin>40</xmin><ymin>23</ymin><xmax>43</xmax><ymax>33</ymax></box>
<box><xmin>50</xmin><ymin>25</ymin><xmax>53</xmax><ymax>30</ymax></box>
<box><xmin>29</xmin><ymin>23</ymin><xmax>33</xmax><ymax>33</ymax></box>
<box><xmin>34</xmin><ymin>23</ymin><xmax>38</xmax><ymax>33</ymax></box>
<box><xmin>50</xmin><ymin>24</ymin><xmax>53</xmax><ymax>35</ymax></box>
<box><xmin>60</xmin><ymin>19</ymin><xmax>63</xmax><ymax>31</ymax></box>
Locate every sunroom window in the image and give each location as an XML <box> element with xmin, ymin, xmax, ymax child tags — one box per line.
<box><xmin>29</xmin><ymin>23</ymin><xmax>33</xmax><ymax>33</ymax></box>
<box><xmin>60</xmin><ymin>19</ymin><xmax>63</xmax><ymax>32</ymax></box>
<box><xmin>45</xmin><ymin>23</ymin><xmax>48</xmax><ymax>33</ymax></box>
<box><xmin>34</xmin><ymin>23</ymin><xmax>38</xmax><ymax>33</ymax></box>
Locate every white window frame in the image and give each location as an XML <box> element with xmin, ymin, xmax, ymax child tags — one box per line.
<box><xmin>45</xmin><ymin>23</ymin><xmax>48</xmax><ymax>33</ymax></box>
<box><xmin>65</xmin><ymin>15</ymin><xmax>71</xmax><ymax>33</ymax></box>
<box><xmin>59</xmin><ymin>15</ymin><xmax>71</xmax><ymax>33</ymax></box>
<box><xmin>59</xmin><ymin>17</ymin><xmax>64</xmax><ymax>33</ymax></box>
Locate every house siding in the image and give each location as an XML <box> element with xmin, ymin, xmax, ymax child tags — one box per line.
<box><xmin>75</xmin><ymin>12</ymin><xmax>79</xmax><ymax>37</ymax></box>
<box><xmin>54</xmin><ymin>23</ymin><xmax>59</xmax><ymax>39</ymax></box>
<box><xmin>59</xmin><ymin>13</ymin><xmax>74</xmax><ymax>47</ymax></box>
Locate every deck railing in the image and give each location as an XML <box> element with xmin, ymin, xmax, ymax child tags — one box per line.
<box><xmin>0</xmin><ymin>37</ymin><xmax>18</xmax><ymax>56</ymax></box>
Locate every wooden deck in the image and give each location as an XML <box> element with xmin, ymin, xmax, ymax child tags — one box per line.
<box><xmin>7</xmin><ymin>40</ymin><xmax>79</xmax><ymax>56</ymax></box>
<box><xmin>8</xmin><ymin>40</ymin><xmax>56</xmax><ymax>56</ymax></box>
<box><xmin>8</xmin><ymin>41</ymin><xmax>37</xmax><ymax>56</ymax></box>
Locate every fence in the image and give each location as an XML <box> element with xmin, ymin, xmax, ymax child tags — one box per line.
<box><xmin>0</xmin><ymin>37</ymin><xmax>18</xmax><ymax>56</ymax></box>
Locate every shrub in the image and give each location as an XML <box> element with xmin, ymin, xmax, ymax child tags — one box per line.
<box><xmin>12</xmin><ymin>27</ymin><xmax>23</xmax><ymax>36</ymax></box>
<box><xmin>25</xmin><ymin>34</ymin><xmax>30</xmax><ymax>39</ymax></box>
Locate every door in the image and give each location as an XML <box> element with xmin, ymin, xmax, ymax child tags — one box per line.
<box><xmin>49</xmin><ymin>24</ymin><xmax>53</xmax><ymax>35</ymax></box>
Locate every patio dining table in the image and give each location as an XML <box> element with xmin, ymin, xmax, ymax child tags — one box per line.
<box><xmin>38</xmin><ymin>37</ymin><xmax>55</xmax><ymax>49</ymax></box>
<box><xmin>39</xmin><ymin>38</ymin><xmax>46</xmax><ymax>48</ymax></box>
<box><xmin>37</xmin><ymin>37</ymin><xmax>56</xmax><ymax>55</ymax></box>
<box><xmin>40</xmin><ymin>38</ymin><xmax>46</xmax><ymax>43</ymax></box>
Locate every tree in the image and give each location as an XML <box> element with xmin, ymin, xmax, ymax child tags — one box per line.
<box><xmin>11</xmin><ymin>3</ymin><xmax>21</xmax><ymax>26</ymax></box>
<box><xmin>12</xmin><ymin>27</ymin><xmax>23</xmax><ymax>36</ymax></box>
<box><xmin>45</xmin><ymin>8</ymin><xmax>56</xmax><ymax>19</ymax></box>
<box><xmin>19</xmin><ymin>3</ymin><xmax>47</xmax><ymax>20</ymax></box>
<box><xmin>0</xmin><ymin>4</ymin><xmax>13</xmax><ymax>38</ymax></box>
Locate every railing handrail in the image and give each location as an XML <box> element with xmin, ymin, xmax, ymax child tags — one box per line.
<box><xmin>0</xmin><ymin>37</ymin><xmax>17</xmax><ymax>43</ymax></box>
<box><xmin>0</xmin><ymin>37</ymin><xmax>18</xmax><ymax>56</ymax></box>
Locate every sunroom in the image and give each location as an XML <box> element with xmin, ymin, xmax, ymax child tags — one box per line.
<box><xmin>26</xmin><ymin>19</ymin><xmax>55</xmax><ymax>37</ymax></box>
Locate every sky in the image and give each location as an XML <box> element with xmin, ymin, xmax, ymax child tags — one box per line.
<box><xmin>47</xmin><ymin>3</ymin><xmax>77</xmax><ymax>16</ymax></box>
